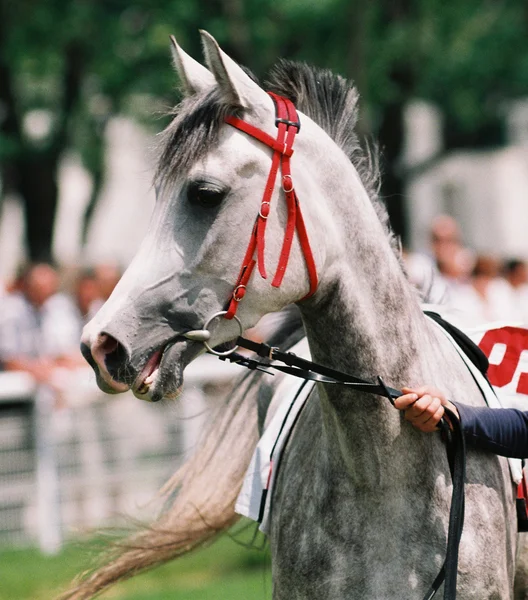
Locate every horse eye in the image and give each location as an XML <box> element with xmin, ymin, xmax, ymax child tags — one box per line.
<box><xmin>187</xmin><ymin>180</ymin><xmax>228</xmax><ymax>208</ymax></box>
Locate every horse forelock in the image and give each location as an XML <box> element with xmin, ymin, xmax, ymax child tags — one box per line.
<box><xmin>155</xmin><ymin>88</ymin><xmax>243</xmax><ymax>190</ymax></box>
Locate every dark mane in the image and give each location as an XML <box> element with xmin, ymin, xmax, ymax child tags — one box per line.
<box><xmin>265</xmin><ymin>61</ymin><xmax>402</xmax><ymax>255</ymax></box>
<box><xmin>266</xmin><ymin>60</ymin><xmax>381</xmax><ymax>216</ymax></box>
<box><xmin>156</xmin><ymin>61</ymin><xmax>389</xmax><ymax>247</ymax></box>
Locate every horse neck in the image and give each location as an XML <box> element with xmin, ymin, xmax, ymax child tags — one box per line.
<box><xmin>298</xmin><ymin>165</ymin><xmax>430</xmax><ymax>484</ymax></box>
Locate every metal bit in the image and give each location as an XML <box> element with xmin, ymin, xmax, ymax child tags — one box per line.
<box><xmin>183</xmin><ymin>329</ymin><xmax>211</xmax><ymax>342</ymax></box>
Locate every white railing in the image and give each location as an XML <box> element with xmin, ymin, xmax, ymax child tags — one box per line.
<box><xmin>0</xmin><ymin>355</ymin><xmax>242</xmax><ymax>553</ymax></box>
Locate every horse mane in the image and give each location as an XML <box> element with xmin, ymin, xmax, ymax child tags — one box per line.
<box><xmin>155</xmin><ymin>87</ymin><xmax>242</xmax><ymax>189</ymax></box>
<box><xmin>266</xmin><ymin>60</ymin><xmax>380</xmax><ymax>211</ymax></box>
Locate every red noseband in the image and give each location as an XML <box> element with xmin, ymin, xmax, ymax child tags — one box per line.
<box><xmin>223</xmin><ymin>92</ymin><xmax>318</xmax><ymax>319</ymax></box>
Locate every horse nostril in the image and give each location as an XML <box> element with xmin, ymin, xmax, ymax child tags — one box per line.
<box><xmin>84</xmin><ymin>332</ymin><xmax>132</xmax><ymax>392</ymax></box>
<box><xmin>90</xmin><ymin>333</ymin><xmax>128</xmax><ymax>378</ymax></box>
<box><xmin>98</xmin><ymin>333</ymin><xmax>119</xmax><ymax>356</ymax></box>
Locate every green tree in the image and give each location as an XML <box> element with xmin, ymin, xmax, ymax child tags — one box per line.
<box><xmin>0</xmin><ymin>0</ymin><xmax>279</xmax><ymax>261</ymax></box>
<box><xmin>0</xmin><ymin>1</ymin><xmax>181</xmax><ymax>260</ymax></box>
<box><xmin>1</xmin><ymin>0</ymin><xmax>101</xmax><ymax>261</ymax></box>
<box><xmin>2</xmin><ymin>0</ymin><xmax>528</xmax><ymax>259</ymax></box>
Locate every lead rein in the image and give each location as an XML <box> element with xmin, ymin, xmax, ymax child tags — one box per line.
<box><xmin>216</xmin><ymin>334</ymin><xmax>466</xmax><ymax>600</ymax></box>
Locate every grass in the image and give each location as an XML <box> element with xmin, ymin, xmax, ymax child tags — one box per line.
<box><xmin>0</xmin><ymin>529</ymin><xmax>272</xmax><ymax>600</ymax></box>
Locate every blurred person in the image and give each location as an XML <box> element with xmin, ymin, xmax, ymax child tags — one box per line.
<box><xmin>503</xmin><ymin>258</ymin><xmax>528</xmax><ymax>322</ymax></box>
<box><xmin>75</xmin><ymin>268</ymin><xmax>103</xmax><ymax>322</ymax></box>
<box><xmin>5</xmin><ymin>266</ymin><xmax>26</xmax><ymax>294</ymax></box>
<box><xmin>430</xmin><ymin>215</ymin><xmax>476</xmax><ymax>293</ymax></box>
<box><xmin>504</xmin><ymin>259</ymin><xmax>528</xmax><ymax>289</ymax></box>
<box><xmin>404</xmin><ymin>213</ymin><xmax>469</xmax><ymax>305</ymax></box>
<box><xmin>94</xmin><ymin>262</ymin><xmax>122</xmax><ymax>301</ymax></box>
<box><xmin>430</xmin><ymin>214</ymin><xmax>462</xmax><ymax>271</ymax></box>
<box><xmin>403</xmin><ymin>247</ymin><xmax>446</xmax><ymax>302</ymax></box>
<box><xmin>434</xmin><ymin>243</ymin><xmax>475</xmax><ymax>284</ymax></box>
<box><xmin>449</xmin><ymin>254</ymin><xmax>520</xmax><ymax>326</ymax></box>
<box><xmin>0</xmin><ymin>262</ymin><xmax>82</xmax><ymax>383</ymax></box>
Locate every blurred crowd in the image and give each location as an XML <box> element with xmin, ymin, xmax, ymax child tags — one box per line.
<box><xmin>0</xmin><ymin>215</ymin><xmax>527</xmax><ymax>395</ymax></box>
<box><xmin>404</xmin><ymin>214</ymin><xmax>528</xmax><ymax>326</ymax></box>
<box><xmin>0</xmin><ymin>263</ymin><xmax>121</xmax><ymax>400</ymax></box>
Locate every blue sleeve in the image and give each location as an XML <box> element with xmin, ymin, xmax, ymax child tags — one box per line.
<box><xmin>454</xmin><ymin>402</ymin><xmax>528</xmax><ymax>459</ymax></box>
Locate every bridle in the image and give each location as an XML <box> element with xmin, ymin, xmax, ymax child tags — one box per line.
<box><xmin>222</xmin><ymin>92</ymin><xmax>317</xmax><ymax>323</ymax></box>
<box><xmin>184</xmin><ymin>94</ymin><xmax>466</xmax><ymax>600</ymax></box>
<box><xmin>199</xmin><ymin>92</ymin><xmax>318</xmax><ymax>357</ymax></box>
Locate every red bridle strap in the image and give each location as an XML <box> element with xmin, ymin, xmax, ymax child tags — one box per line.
<box><xmin>223</xmin><ymin>93</ymin><xmax>318</xmax><ymax>320</ymax></box>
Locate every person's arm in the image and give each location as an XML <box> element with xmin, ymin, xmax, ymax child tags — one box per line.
<box><xmin>395</xmin><ymin>386</ymin><xmax>528</xmax><ymax>458</ymax></box>
<box><xmin>454</xmin><ymin>403</ymin><xmax>528</xmax><ymax>459</ymax></box>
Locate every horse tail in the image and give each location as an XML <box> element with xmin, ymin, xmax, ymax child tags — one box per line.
<box><xmin>58</xmin><ymin>306</ymin><xmax>304</xmax><ymax>600</ymax></box>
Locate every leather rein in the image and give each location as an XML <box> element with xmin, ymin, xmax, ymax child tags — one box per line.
<box><xmin>223</xmin><ymin>336</ymin><xmax>466</xmax><ymax>600</ymax></box>
<box><xmin>195</xmin><ymin>93</ymin><xmax>466</xmax><ymax>599</ymax></box>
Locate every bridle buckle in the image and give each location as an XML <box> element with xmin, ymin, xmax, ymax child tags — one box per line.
<box><xmin>282</xmin><ymin>175</ymin><xmax>294</xmax><ymax>193</ymax></box>
<box><xmin>275</xmin><ymin>116</ymin><xmax>301</xmax><ymax>131</ymax></box>
<box><xmin>232</xmin><ymin>285</ymin><xmax>246</xmax><ymax>302</ymax></box>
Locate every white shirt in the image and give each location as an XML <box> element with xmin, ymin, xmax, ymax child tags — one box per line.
<box><xmin>0</xmin><ymin>292</ymin><xmax>81</xmax><ymax>362</ymax></box>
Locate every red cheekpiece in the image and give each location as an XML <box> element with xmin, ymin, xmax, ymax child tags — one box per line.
<box><xmin>223</xmin><ymin>93</ymin><xmax>318</xmax><ymax>320</ymax></box>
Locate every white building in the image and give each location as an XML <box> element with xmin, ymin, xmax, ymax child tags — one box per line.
<box><xmin>404</xmin><ymin>99</ymin><xmax>528</xmax><ymax>259</ymax></box>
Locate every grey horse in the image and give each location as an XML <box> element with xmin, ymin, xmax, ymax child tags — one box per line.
<box><xmin>70</xmin><ymin>32</ymin><xmax>524</xmax><ymax>599</ymax></box>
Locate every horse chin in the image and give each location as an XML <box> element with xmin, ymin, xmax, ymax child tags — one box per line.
<box><xmin>134</xmin><ymin>384</ymin><xmax>184</xmax><ymax>403</ymax></box>
<box><xmin>132</xmin><ymin>339</ymin><xmax>200</xmax><ymax>403</ymax></box>
<box><xmin>96</xmin><ymin>375</ymin><xmax>126</xmax><ymax>395</ymax></box>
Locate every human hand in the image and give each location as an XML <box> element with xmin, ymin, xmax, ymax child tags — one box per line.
<box><xmin>394</xmin><ymin>386</ymin><xmax>459</xmax><ymax>433</ymax></box>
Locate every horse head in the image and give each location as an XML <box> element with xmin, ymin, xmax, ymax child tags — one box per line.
<box><xmin>80</xmin><ymin>32</ymin><xmax>354</xmax><ymax>402</ymax></box>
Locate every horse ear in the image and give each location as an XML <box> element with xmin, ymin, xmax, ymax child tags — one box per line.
<box><xmin>170</xmin><ymin>35</ymin><xmax>215</xmax><ymax>96</ymax></box>
<box><xmin>199</xmin><ymin>30</ymin><xmax>269</xmax><ymax>110</ymax></box>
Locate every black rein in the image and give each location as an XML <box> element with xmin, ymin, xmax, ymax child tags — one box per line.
<box><xmin>216</xmin><ymin>335</ymin><xmax>466</xmax><ymax>600</ymax></box>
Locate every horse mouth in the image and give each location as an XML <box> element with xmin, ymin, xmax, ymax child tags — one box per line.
<box><xmin>134</xmin><ymin>350</ymin><xmax>163</xmax><ymax>396</ymax></box>
<box><xmin>132</xmin><ymin>339</ymin><xmax>201</xmax><ymax>402</ymax></box>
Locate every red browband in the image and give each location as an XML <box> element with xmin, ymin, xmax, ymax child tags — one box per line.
<box><xmin>223</xmin><ymin>92</ymin><xmax>318</xmax><ymax>319</ymax></box>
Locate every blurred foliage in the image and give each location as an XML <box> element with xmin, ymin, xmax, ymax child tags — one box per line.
<box><xmin>0</xmin><ymin>0</ymin><xmax>527</xmax><ymax>258</ymax></box>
